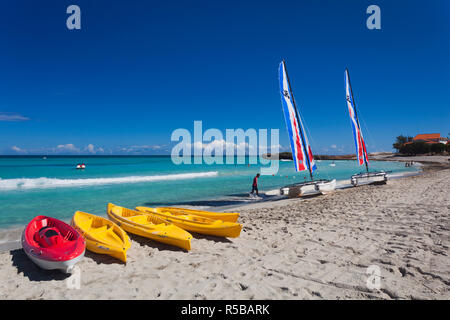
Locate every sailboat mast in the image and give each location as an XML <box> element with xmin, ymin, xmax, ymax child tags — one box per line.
<box><xmin>346</xmin><ymin>69</ymin><xmax>369</xmax><ymax>173</ymax></box>
<box><xmin>283</xmin><ymin>60</ymin><xmax>314</xmax><ymax>181</ymax></box>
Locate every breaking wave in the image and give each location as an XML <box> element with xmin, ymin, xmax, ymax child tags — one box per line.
<box><xmin>0</xmin><ymin>171</ymin><xmax>218</xmax><ymax>191</ymax></box>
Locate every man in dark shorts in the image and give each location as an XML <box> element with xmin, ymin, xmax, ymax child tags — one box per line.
<box><xmin>250</xmin><ymin>173</ymin><xmax>260</xmax><ymax>196</ymax></box>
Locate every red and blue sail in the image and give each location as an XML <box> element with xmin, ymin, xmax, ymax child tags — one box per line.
<box><xmin>279</xmin><ymin>61</ymin><xmax>316</xmax><ymax>173</ymax></box>
<box><xmin>345</xmin><ymin>69</ymin><xmax>369</xmax><ymax>166</ymax></box>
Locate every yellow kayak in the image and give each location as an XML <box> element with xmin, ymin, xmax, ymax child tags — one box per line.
<box><xmin>71</xmin><ymin>211</ymin><xmax>131</xmax><ymax>263</ymax></box>
<box><xmin>107</xmin><ymin>203</ymin><xmax>192</xmax><ymax>251</ymax></box>
<box><xmin>136</xmin><ymin>206</ymin><xmax>242</xmax><ymax>238</ymax></box>
<box><xmin>156</xmin><ymin>207</ymin><xmax>239</xmax><ymax>223</ymax></box>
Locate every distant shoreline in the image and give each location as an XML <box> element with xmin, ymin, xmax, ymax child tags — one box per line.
<box><xmin>263</xmin><ymin>152</ymin><xmax>450</xmax><ymax>163</ymax></box>
<box><xmin>262</xmin><ymin>152</ymin><xmax>387</xmax><ymax>160</ymax></box>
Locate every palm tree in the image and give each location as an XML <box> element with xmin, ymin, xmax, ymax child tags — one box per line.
<box><xmin>393</xmin><ymin>135</ymin><xmax>413</xmax><ymax>152</ymax></box>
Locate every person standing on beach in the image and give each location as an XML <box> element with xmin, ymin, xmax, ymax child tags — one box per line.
<box><xmin>251</xmin><ymin>173</ymin><xmax>260</xmax><ymax>196</ymax></box>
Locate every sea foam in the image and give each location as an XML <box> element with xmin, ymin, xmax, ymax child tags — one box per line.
<box><xmin>0</xmin><ymin>171</ymin><xmax>218</xmax><ymax>191</ymax></box>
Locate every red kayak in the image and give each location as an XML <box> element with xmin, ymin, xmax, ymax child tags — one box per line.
<box><xmin>22</xmin><ymin>216</ymin><xmax>85</xmax><ymax>273</ymax></box>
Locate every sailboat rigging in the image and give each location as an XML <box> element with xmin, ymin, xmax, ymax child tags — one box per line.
<box><xmin>345</xmin><ymin>69</ymin><xmax>387</xmax><ymax>186</ymax></box>
<box><xmin>278</xmin><ymin>60</ymin><xmax>336</xmax><ymax>196</ymax></box>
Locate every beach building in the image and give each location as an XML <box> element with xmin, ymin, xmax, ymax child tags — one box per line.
<box><xmin>406</xmin><ymin>133</ymin><xmax>449</xmax><ymax>145</ymax></box>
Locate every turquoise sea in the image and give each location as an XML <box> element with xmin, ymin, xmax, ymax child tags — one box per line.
<box><xmin>0</xmin><ymin>156</ymin><xmax>418</xmax><ymax>230</ymax></box>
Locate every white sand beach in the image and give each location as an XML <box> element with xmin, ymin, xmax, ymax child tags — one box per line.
<box><xmin>0</xmin><ymin>162</ymin><xmax>448</xmax><ymax>299</ymax></box>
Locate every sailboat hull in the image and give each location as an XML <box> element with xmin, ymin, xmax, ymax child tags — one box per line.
<box><xmin>281</xmin><ymin>179</ymin><xmax>336</xmax><ymax>197</ymax></box>
<box><xmin>316</xmin><ymin>179</ymin><xmax>336</xmax><ymax>194</ymax></box>
<box><xmin>350</xmin><ymin>171</ymin><xmax>387</xmax><ymax>186</ymax></box>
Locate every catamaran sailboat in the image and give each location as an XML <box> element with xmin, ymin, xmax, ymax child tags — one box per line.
<box><xmin>345</xmin><ymin>69</ymin><xmax>387</xmax><ymax>186</ymax></box>
<box><xmin>278</xmin><ymin>60</ymin><xmax>336</xmax><ymax>197</ymax></box>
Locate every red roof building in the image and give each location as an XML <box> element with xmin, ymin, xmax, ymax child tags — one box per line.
<box><xmin>403</xmin><ymin>133</ymin><xmax>448</xmax><ymax>145</ymax></box>
<box><xmin>412</xmin><ymin>133</ymin><xmax>448</xmax><ymax>144</ymax></box>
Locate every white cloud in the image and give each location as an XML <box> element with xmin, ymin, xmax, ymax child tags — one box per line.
<box><xmin>86</xmin><ymin>144</ymin><xmax>95</xmax><ymax>154</ymax></box>
<box><xmin>118</xmin><ymin>145</ymin><xmax>167</xmax><ymax>153</ymax></box>
<box><xmin>11</xmin><ymin>146</ymin><xmax>27</xmax><ymax>154</ymax></box>
<box><xmin>0</xmin><ymin>113</ymin><xmax>30</xmax><ymax>121</ymax></box>
<box><xmin>185</xmin><ymin>140</ymin><xmax>231</xmax><ymax>151</ymax></box>
<box><xmin>2</xmin><ymin>142</ymin><xmax>285</xmax><ymax>156</ymax></box>
<box><xmin>57</xmin><ymin>144</ymin><xmax>79</xmax><ymax>152</ymax></box>
<box><xmin>51</xmin><ymin>143</ymin><xmax>108</xmax><ymax>155</ymax></box>
<box><xmin>331</xmin><ymin>144</ymin><xmax>337</xmax><ymax>149</ymax></box>
<box><xmin>183</xmin><ymin>139</ymin><xmax>282</xmax><ymax>156</ymax></box>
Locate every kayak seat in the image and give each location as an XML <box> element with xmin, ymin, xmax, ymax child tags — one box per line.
<box><xmin>90</xmin><ymin>225</ymin><xmax>108</xmax><ymax>234</ymax></box>
<box><xmin>64</xmin><ymin>230</ymin><xmax>76</xmax><ymax>241</ymax></box>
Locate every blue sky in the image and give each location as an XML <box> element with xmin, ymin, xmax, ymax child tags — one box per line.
<box><xmin>0</xmin><ymin>0</ymin><xmax>449</xmax><ymax>155</ymax></box>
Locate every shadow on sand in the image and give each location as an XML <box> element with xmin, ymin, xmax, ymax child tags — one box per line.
<box><xmin>127</xmin><ymin>233</ymin><xmax>189</xmax><ymax>252</ymax></box>
<box><xmin>298</xmin><ymin>193</ymin><xmax>323</xmax><ymax>199</ymax></box>
<box><xmin>142</xmin><ymin>199</ymin><xmax>251</xmax><ymax>208</ymax></box>
<box><xmin>189</xmin><ymin>232</ymin><xmax>232</xmax><ymax>243</ymax></box>
<box><xmin>84</xmin><ymin>251</ymin><xmax>125</xmax><ymax>265</ymax></box>
<box><xmin>10</xmin><ymin>248</ymin><xmax>71</xmax><ymax>282</ymax></box>
<box><xmin>142</xmin><ymin>193</ymin><xmax>276</xmax><ymax>208</ymax></box>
